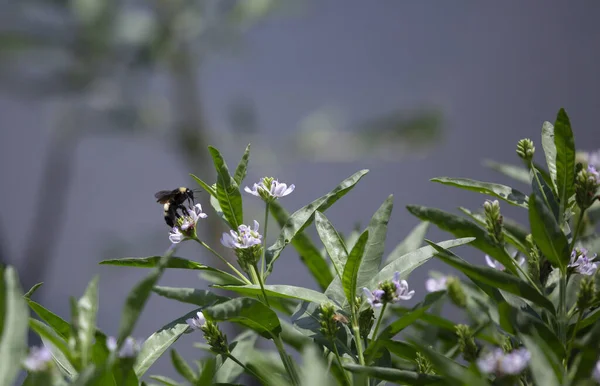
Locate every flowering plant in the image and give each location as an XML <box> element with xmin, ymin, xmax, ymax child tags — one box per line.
<box><xmin>2</xmin><ymin>109</ymin><xmax>600</xmax><ymax>385</ymax></box>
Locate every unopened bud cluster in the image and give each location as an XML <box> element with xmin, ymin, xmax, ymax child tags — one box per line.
<box><xmin>575</xmin><ymin>165</ymin><xmax>600</xmax><ymax>210</ymax></box>
<box><xmin>516</xmin><ymin>138</ymin><xmax>535</xmax><ymax>162</ymax></box>
<box><xmin>319</xmin><ymin>303</ymin><xmax>340</xmax><ymax>339</ymax></box>
<box><xmin>416</xmin><ymin>352</ymin><xmax>435</xmax><ymax>375</ymax></box>
<box><xmin>525</xmin><ymin>234</ymin><xmax>541</xmax><ymax>282</ymax></box>
<box><xmin>221</xmin><ymin>221</ymin><xmax>263</xmax><ymax>273</ymax></box>
<box><xmin>447</xmin><ymin>277</ymin><xmax>467</xmax><ymax>308</ymax></box>
<box><xmin>187</xmin><ymin>311</ymin><xmax>229</xmax><ymax>355</ymax></box>
<box><xmin>456</xmin><ymin>324</ymin><xmax>478</xmax><ymax>362</ymax></box>
<box><xmin>484</xmin><ymin>200</ymin><xmax>504</xmax><ymax>245</ymax></box>
<box><xmin>577</xmin><ymin>276</ymin><xmax>597</xmax><ymax>311</ymax></box>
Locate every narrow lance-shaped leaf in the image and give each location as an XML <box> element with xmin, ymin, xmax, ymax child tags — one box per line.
<box><xmin>233</xmin><ymin>143</ymin><xmax>251</xmax><ymax>185</ymax></box>
<box><xmin>214</xmin><ymin>284</ymin><xmax>330</xmax><ymax>305</ymax></box>
<box><xmin>426</xmin><ymin>241</ymin><xmax>555</xmax><ymax>314</ymax></box>
<box><xmin>315</xmin><ymin>211</ymin><xmax>348</xmax><ymax>279</ymax></box>
<box><xmin>152</xmin><ymin>287</ymin><xmax>230</xmax><ymax>308</ymax></box>
<box><xmin>553</xmin><ymin>108</ymin><xmax>576</xmax><ymax>222</ymax></box>
<box><xmin>265</xmin><ymin>169</ymin><xmax>369</xmax><ymax>276</ymax></box>
<box><xmin>385</xmin><ymin>221</ymin><xmax>429</xmax><ymax>266</ymax></box>
<box><xmin>357</xmin><ymin>195</ymin><xmax>394</xmax><ymax>290</ymax></box>
<box><xmin>209</xmin><ymin>146</ymin><xmax>243</xmax><ymax>228</ymax></box>
<box><xmin>342</xmin><ymin>230</ymin><xmax>369</xmax><ymax>304</ymax></box>
<box><xmin>0</xmin><ymin>267</ymin><xmax>28</xmax><ymax>386</ymax></box>
<box><xmin>406</xmin><ymin>205</ymin><xmax>518</xmax><ymax>275</ymax></box>
<box><xmin>24</xmin><ymin>282</ymin><xmax>43</xmax><ymax>299</ymax></box>
<box><xmin>343</xmin><ymin>364</ymin><xmax>440</xmax><ymax>385</ymax></box>
<box><xmin>203</xmin><ymin>298</ymin><xmax>281</xmax><ymax>339</ymax></box>
<box><xmin>269</xmin><ymin>201</ymin><xmax>333</xmax><ymax>290</ymax></box>
<box><xmin>528</xmin><ymin>194</ymin><xmax>569</xmax><ymax>271</ymax></box>
<box><xmin>215</xmin><ymin>330</ymin><xmax>257</xmax><ymax>383</ymax></box>
<box><xmin>531</xmin><ymin>167</ymin><xmax>560</xmax><ymax>220</ymax></box>
<box><xmin>520</xmin><ymin>334</ymin><xmax>561</xmax><ymax>386</ymax></box>
<box><xmin>171</xmin><ymin>349</ymin><xmax>197</xmax><ymax>383</ymax></box>
<box><xmin>541</xmin><ymin>121</ymin><xmax>558</xmax><ymax>194</ymax></box>
<box><xmin>29</xmin><ymin>319</ymin><xmax>76</xmax><ymax>367</ymax></box>
<box><xmin>76</xmin><ymin>276</ymin><xmax>99</xmax><ymax>366</ymax></box>
<box><xmin>190</xmin><ymin>174</ymin><xmax>217</xmax><ymax>197</ymax></box>
<box><xmin>431</xmin><ymin>177</ymin><xmax>528</xmax><ymax>208</ymax></box>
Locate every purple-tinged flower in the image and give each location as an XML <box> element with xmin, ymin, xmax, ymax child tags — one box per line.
<box><xmin>485</xmin><ymin>255</ymin><xmax>525</xmax><ymax>271</ymax></box>
<box><xmin>168</xmin><ymin>204</ymin><xmax>207</xmax><ymax>244</ymax></box>
<box><xmin>589</xmin><ymin>150</ymin><xmax>600</xmax><ymax>169</ymax></box>
<box><xmin>477</xmin><ymin>347</ymin><xmax>530</xmax><ymax>377</ymax></box>
<box><xmin>23</xmin><ymin>345</ymin><xmax>53</xmax><ymax>372</ymax></box>
<box><xmin>569</xmin><ymin>248</ymin><xmax>598</xmax><ymax>276</ymax></box>
<box><xmin>593</xmin><ymin>359</ymin><xmax>600</xmax><ymax>382</ymax></box>
<box><xmin>362</xmin><ymin>288</ymin><xmax>384</xmax><ymax>308</ymax></box>
<box><xmin>221</xmin><ymin>220</ymin><xmax>262</xmax><ymax>249</ymax></box>
<box><xmin>589</xmin><ymin>165</ymin><xmax>600</xmax><ymax>183</ymax></box>
<box><xmin>107</xmin><ymin>336</ymin><xmax>141</xmax><ymax>358</ymax></box>
<box><xmin>245</xmin><ymin>177</ymin><xmax>295</xmax><ymax>202</ymax></box>
<box><xmin>186</xmin><ymin>311</ymin><xmax>206</xmax><ymax>330</ymax></box>
<box><xmin>425</xmin><ymin>276</ymin><xmax>448</xmax><ymax>292</ymax></box>
<box><xmin>392</xmin><ymin>272</ymin><xmax>415</xmax><ymax>300</ymax></box>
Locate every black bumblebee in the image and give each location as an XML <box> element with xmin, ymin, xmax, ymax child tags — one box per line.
<box><xmin>155</xmin><ymin>187</ymin><xmax>197</xmax><ymax>227</ymax></box>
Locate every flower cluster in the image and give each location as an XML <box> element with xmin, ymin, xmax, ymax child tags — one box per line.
<box><xmin>245</xmin><ymin>177</ymin><xmax>295</xmax><ymax>203</ymax></box>
<box><xmin>569</xmin><ymin>247</ymin><xmax>598</xmax><ymax>276</ymax></box>
<box><xmin>425</xmin><ymin>276</ymin><xmax>448</xmax><ymax>292</ymax></box>
<box><xmin>477</xmin><ymin>347</ymin><xmax>530</xmax><ymax>377</ymax></box>
<box><xmin>362</xmin><ymin>272</ymin><xmax>415</xmax><ymax>308</ymax></box>
<box><xmin>483</xmin><ymin>200</ymin><xmax>504</xmax><ymax>245</ymax></box>
<box><xmin>186</xmin><ymin>311</ymin><xmax>229</xmax><ymax>355</ymax></box>
<box><xmin>107</xmin><ymin>336</ymin><xmax>141</xmax><ymax>358</ymax></box>
<box><xmin>23</xmin><ymin>345</ymin><xmax>53</xmax><ymax>372</ymax></box>
<box><xmin>169</xmin><ymin>204</ymin><xmax>208</xmax><ymax>244</ymax></box>
<box><xmin>221</xmin><ymin>220</ymin><xmax>263</xmax><ymax>271</ymax></box>
<box><xmin>484</xmin><ymin>254</ymin><xmax>525</xmax><ymax>271</ymax></box>
<box><xmin>575</xmin><ymin>165</ymin><xmax>600</xmax><ymax>210</ymax></box>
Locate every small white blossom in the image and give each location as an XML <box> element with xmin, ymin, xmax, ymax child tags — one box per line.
<box><xmin>593</xmin><ymin>359</ymin><xmax>600</xmax><ymax>382</ymax></box>
<box><xmin>23</xmin><ymin>345</ymin><xmax>53</xmax><ymax>372</ymax></box>
<box><xmin>477</xmin><ymin>347</ymin><xmax>530</xmax><ymax>377</ymax></box>
<box><xmin>589</xmin><ymin>165</ymin><xmax>600</xmax><ymax>184</ymax></box>
<box><xmin>186</xmin><ymin>311</ymin><xmax>206</xmax><ymax>330</ymax></box>
<box><xmin>425</xmin><ymin>276</ymin><xmax>448</xmax><ymax>292</ymax></box>
<box><xmin>168</xmin><ymin>204</ymin><xmax>207</xmax><ymax>244</ymax></box>
<box><xmin>107</xmin><ymin>336</ymin><xmax>140</xmax><ymax>358</ymax></box>
<box><xmin>244</xmin><ymin>177</ymin><xmax>295</xmax><ymax>201</ymax></box>
<box><xmin>569</xmin><ymin>248</ymin><xmax>598</xmax><ymax>276</ymax></box>
<box><xmin>362</xmin><ymin>288</ymin><xmax>384</xmax><ymax>308</ymax></box>
<box><xmin>221</xmin><ymin>220</ymin><xmax>262</xmax><ymax>249</ymax></box>
<box><xmin>484</xmin><ymin>255</ymin><xmax>525</xmax><ymax>271</ymax></box>
<box><xmin>589</xmin><ymin>150</ymin><xmax>600</xmax><ymax>169</ymax></box>
<box><xmin>392</xmin><ymin>272</ymin><xmax>415</xmax><ymax>300</ymax></box>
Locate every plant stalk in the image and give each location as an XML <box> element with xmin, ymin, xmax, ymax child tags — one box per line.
<box><xmin>194</xmin><ymin>238</ymin><xmax>251</xmax><ymax>284</ymax></box>
<box><xmin>273</xmin><ymin>334</ymin><xmax>300</xmax><ymax>386</ymax></box>
<box><xmin>371</xmin><ymin>302</ymin><xmax>388</xmax><ymax>343</ymax></box>
<box><xmin>261</xmin><ymin>202</ymin><xmax>270</xmax><ymax>279</ymax></box>
<box><xmin>332</xmin><ymin>342</ymin><xmax>352</xmax><ymax>386</ymax></box>
<box><xmin>251</xmin><ymin>264</ymin><xmax>270</xmax><ymax>307</ymax></box>
<box><xmin>569</xmin><ymin>210</ymin><xmax>586</xmax><ymax>252</ymax></box>
<box><xmin>227</xmin><ymin>353</ymin><xmax>267</xmax><ymax>384</ymax></box>
<box><xmin>559</xmin><ymin>270</ymin><xmax>568</xmax><ymax>346</ymax></box>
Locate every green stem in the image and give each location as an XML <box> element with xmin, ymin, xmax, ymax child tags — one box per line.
<box><xmin>371</xmin><ymin>303</ymin><xmax>388</xmax><ymax>343</ymax></box>
<box><xmin>194</xmin><ymin>238</ymin><xmax>251</xmax><ymax>284</ymax></box>
<box><xmin>332</xmin><ymin>342</ymin><xmax>352</xmax><ymax>386</ymax></box>
<box><xmin>566</xmin><ymin>310</ymin><xmax>584</xmax><ymax>361</ymax></box>
<box><xmin>569</xmin><ymin>210</ymin><xmax>586</xmax><ymax>252</ymax></box>
<box><xmin>250</xmin><ymin>264</ymin><xmax>270</xmax><ymax>307</ymax></box>
<box><xmin>261</xmin><ymin>202</ymin><xmax>269</xmax><ymax>279</ymax></box>
<box><xmin>559</xmin><ymin>270</ymin><xmax>568</xmax><ymax>346</ymax></box>
<box><xmin>351</xmin><ymin>307</ymin><xmax>366</xmax><ymax>366</ymax></box>
<box><xmin>529</xmin><ymin>161</ymin><xmax>555</xmax><ymax>217</ymax></box>
<box><xmin>227</xmin><ymin>353</ymin><xmax>266</xmax><ymax>384</ymax></box>
<box><xmin>273</xmin><ymin>334</ymin><xmax>300</xmax><ymax>386</ymax></box>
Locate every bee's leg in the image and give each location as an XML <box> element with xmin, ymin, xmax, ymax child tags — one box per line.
<box><xmin>177</xmin><ymin>204</ymin><xmax>190</xmax><ymax>217</ymax></box>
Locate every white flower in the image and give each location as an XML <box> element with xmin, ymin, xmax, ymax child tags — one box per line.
<box><xmin>569</xmin><ymin>248</ymin><xmax>598</xmax><ymax>276</ymax></box>
<box><xmin>588</xmin><ymin>149</ymin><xmax>600</xmax><ymax>168</ymax></box>
<box><xmin>244</xmin><ymin>177</ymin><xmax>295</xmax><ymax>201</ymax></box>
<box><xmin>186</xmin><ymin>311</ymin><xmax>206</xmax><ymax>330</ymax></box>
<box><xmin>168</xmin><ymin>204</ymin><xmax>207</xmax><ymax>244</ymax></box>
<box><xmin>593</xmin><ymin>359</ymin><xmax>600</xmax><ymax>382</ymax></box>
<box><xmin>23</xmin><ymin>345</ymin><xmax>53</xmax><ymax>372</ymax></box>
<box><xmin>425</xmin><ymin>276</ymin><xmax>448</xmax><ymax>292</ymax></box>
<box><xmin>485</xmin><ymin>255</ymin><xmax>525</xmax><ymax>271</ymax></box>
<box><xmin>169</xmin><ymin>227</ymin><xmax>184</xmax><ymax>244</ymax></box>
<box><xmin>589</xmin><ymin>165</ymin><xmax>600</xmax><ymax>183</ymax></box>
<box><xmin>107</xmin><ymin>336</ymin><xmax>140</xmax><ymax>358</ymax></box>
<box><xmin>477</xmin><ymin>347</ymin><xmax>530</xmax><ymax>377</ymax></box>
<box><xmin>362</xmin><ymin>287</ymin><xmax>384</xmax><ymax>308</ymax></box>
<box><xmin>392</xmin><ymin>272</ymin><xmax>415</xmax><ymax>300</ymax></box>
<box><xmin>221</xmin><ymin>220</ymin><xmax>262</xmax><ymax>249</ymax></box>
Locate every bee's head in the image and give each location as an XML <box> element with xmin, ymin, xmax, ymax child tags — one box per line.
<box><xmin>186</xmin><ymin>188</ymin><xmax>194</xmax><ymax>201</ymax></box>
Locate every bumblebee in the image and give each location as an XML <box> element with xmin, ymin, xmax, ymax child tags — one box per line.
<box><xmin>154</xmin><ymin>187</ymin><xmax>196</xmax><ymax>227</ymax></box>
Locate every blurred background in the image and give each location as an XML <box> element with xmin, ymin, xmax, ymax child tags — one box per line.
<box><xmin>1</xmin><ymin>0</ymin><xmax>599</xmax><ymax>382</ymax></box>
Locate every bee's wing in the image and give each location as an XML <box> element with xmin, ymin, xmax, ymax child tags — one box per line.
<box><xmin>155</xmin><ymin>190</ymin><xmax>174</xmax><ymax>203</ymax></box>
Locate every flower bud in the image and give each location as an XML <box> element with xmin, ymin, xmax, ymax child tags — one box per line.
<box><xmin>525</xmin><ymin>234</ymin><xmax>540</xmax><ymax>282</ymax></box>
<box><xmin>516</xmin><ymin>138</ymin><xmax>535</xmax><ymax>162</ymax></box>
<box><xmin>484</xmin><ymin>200</ymin><xmax>504</xmax><ymax>245</ymax></box>
<box><xmin>202</xmin><ymin>320</ymin><xmax>229</xmax><ymax>355</ymax></box>
<box><xmin>358</xmin><ymin>307</ymin><xmax>375</xmax><ymax>340</ymax></box>
<box><xmin>501</xmin><ymin>335</ymin><xmax>514</xmax><ymax>353</ymax></box>
<box><xmin>416</xmin><ymin>352</ymin><xmax>434</xmax><ymax>375</ymax></box>
<box><xmin>577</xmin><ymin>276</ymin><xmax>596</xmax><ymax>311</ymax></box>
<box><xmin>447</xmin><ymin>277</ymin><xmax>467</xmax><ymax>308</ymax></box>
<box><xmin>456</xmin><ymin>324</ymin><xmax>478</xmax><ymax>362</ymax></box>
<box><xmin>575</xmin><ymin>165</ymin><xmax>600</xmax><ymax>210</ymax></box>
<box><xmin>319</xmin><ymin>303</ymin><xmax>340</xmax><ymax>339</ymax></box>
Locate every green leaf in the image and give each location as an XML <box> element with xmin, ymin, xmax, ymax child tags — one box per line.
<box><xmin>528</xmin><ymin>194</ymin><xmax>569</xmax><ymax>270</ymax></box>
<box><xmin>301</xmin><ymin>344</ymin><xmax>334</xmax><ymax>386</ymax></box>
<box><xmin>541</xmin><ymin>121</ymin><xmax>558</xmax><ymax>193</ymax></box>
<box><xmin>27</xmin><ymin>299</ymin><xmax>72</xmax><ymax>340</ymax></box>
<box><xmin>531</xmin><ymin>167</ymin><xmax>560</xmax><ymax>220</ymax></box>
<box><xmin>426</xmin><ymin>241</ymin><xmax>555</xmax><ymax>314</ymax></box>
<box><xmin>203</xmin><ymin>298</ymin><xmax>281</xmax><ymax>338</ymax></box>
<box><xmin>171</xmin><ymin>349</ymin><xmax>197</xmax><ymax>383</ymax></box>
<box><xmin>342</xmin><ymin>230</ymin><xmax>369</xmax><ymax>304</ymax></box>
<box><xmin>118</xmin><ymin>250</ymin><xmax>174</xmax><ymax>345</ymax></box>
<box><xmin>215</xmin><ymin>331</ymin><xmax>257</xmax><ymax>383</ymax></box>
<box><xmin>407</xmin><ymin>205</ymin><xmax>518</xmax><ymax>275</ymax></box>
<box><xmin>521</xmin><ymin>334</ymin><xmax>561</xmax><ymax>386</ymax></box>
<box><xmin>343</xmin><ymin>364</ymin><xmax>440</xmax><ymax>385</ymax></box>
<box><xmin>24</xmin><ymin>282</ymin><xmax>43</xmax><ymax>299</ymax></box>
<box><xmin>77</xmin><ymin>276</ymin><xmax>99</xmax><ymax>366</ymax></box>
<box><xmin>382</xmin><ymin>340</ymin><xmax>418</xmax><ymax>360</ymax></box>
<box><xmin>385</xmin><ymin>222</ymin><xmax>429</xmax><ymax>266</ymax></box>
<box><xmin>484</xmin><ymin>160</ymin><xmax>530</xmax><ymax>184</ymax></box>
<box><xmin>190</xmin><ymin>174</ymin><xmax>217</xmax><ymax>197</ymax></box>
<box><xmin>100</xmin><ymin>256</ymin><xmax>208</xmax><ymax>270</ymax></box>
<box><xmin>357</xmin><ymin>195</ymin><xmax>394</xmax><ymax>290</ymax></box>
<box><xmin>152</xmin><ymin>287</ymin><xmax>230</xmax><ymax>307</ymax></box>
<box><xmin>214</xmin><ymin>284</ymin><xmax>329</xmax><ymax>305</ymax></box>
<box><xmin>265</xmin><ymin>169</ymin><xmax>369</xmax><ymax>276</ymax></box>
<box><xmin>553</xmin><ymin>108</ymin><xmax>576</xmax><ymax>222</ymax></box>
<box><xmin>233</xmin><ymin>144</ymin><xmax>251</xmax><ymax>185</ymax></box>
<box><xmin>134</xmin><ymin>309</ymin><xmax>198</xmax><ymax>377</ymax></box>
<box><xmin>370</xmin><ymin>237</ymin><xmax>475</xmax><ymax>289</ymax></box>
<box><xmin>209</xmin><ymin>146</ymin><xmax>243</xmax><ymax>228</ymax></box>
<box><xmin>431</xmin><ymin>177</ymin><xmax>528</xmax><ymax>208</ymax></box>
<box><xmin>269</xmin><ymin>201</ymin><xmax>333</xmax><ymax>290</ymax></box>
<box><xmin>149</xmin><ymin>375</ymin><xmax>181</xmax><ymax>386</ymax></box>
<box><xmin>0</xmin><ymin>267</ymin><xmax>28</xmax><ymax>386</ymax></box>
<box><xmin>29</xmin><ymin>318</ymin><xmax>76</xmax><ymax>367</ymax></box>
<box><xmin>315</xmin><ymin>211</ymin><xmax>348</xmax><ymax>279</ymax></box>
<box><xmin>410</xmin><ymin>343</ymin><xmax>486</xmax><ymax>386</ymax></box>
